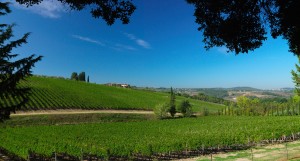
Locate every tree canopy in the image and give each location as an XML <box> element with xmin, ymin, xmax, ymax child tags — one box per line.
<box><xmin>15</xmin><ymin>0</ymin><xmax>136</xmax><ymax>25</ymax></box>
<box><xmin>187</xmin><ymin>0</ymin><xmax>300</xmax><ymax>55</ymax></box>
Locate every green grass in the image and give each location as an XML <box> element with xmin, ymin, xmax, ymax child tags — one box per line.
<box><xmin>1</xmin><ymin>76</ymin><xmax>224</xmax><ymax>112</ymax></box>
<box><xmin>1</xmin><ymin>116</ymin><xmax>300</xmax><ymax>159</ymax></box>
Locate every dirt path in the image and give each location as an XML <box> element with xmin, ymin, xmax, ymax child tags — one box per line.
<box><xmin>175</xmin><ymin>141</ymin><xmax>300</xmax><ymax>161</ymax></box>
<box><xmin>12</xmin><ymin>109</ymin><xmax>154</xmax><ymax>116</ymax></box>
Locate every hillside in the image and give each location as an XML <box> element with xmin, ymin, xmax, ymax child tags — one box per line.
<box><xmin>175</xmin><ymin>87</ymin><xmax>293</xmax><ymax>102</ymax></box>
<box><xmin>1</xmin><ymin>76</ymin><xmax>224</xmax><ymax>112</ymax></box>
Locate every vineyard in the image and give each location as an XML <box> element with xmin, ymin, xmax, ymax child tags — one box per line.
<box><xmin>0</xmin><ymin>76</ymin><xmax>224</xmax><ymax>112</ymax></box>
<box><xmin>3</xmin><ymin>113</ymin><xmax>155</xmax><ymax>126</ymax></box>
<box><xmin>1</xmin><ymin>116</ymin><xmax>300</xmax><ymax>160</ymax></box>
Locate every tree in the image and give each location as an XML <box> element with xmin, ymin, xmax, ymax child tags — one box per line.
<box><xmin>292</xmin><ymin>56</ymin><xmax>300</xmax><ymax>96</ymax></box>
<box><xmin>293</xmin><ymin>95</ymin><xmax>300</xmax><ymax>115</ymax></box>
<box><xmin>179</xmin><ymin>100</ymin><xmax>193</xmax><ymax>117</ymax></box>
<box><xmin>15</xmin><ymin>0</ymin><xmax>136</xmax><ymax>26</ymax></box>
<box><xmin>292</xmin><ymin>56</ymin><xmax>300</xmax><ymax>114</ymax></box>
<box><xmin>0</xmin><ymin>2</ymin><xmax>42</xmax><ymax>121</ymax></box>
<box><xmin>236</xmin><ymin>96</ymin><xmax>251</xmax><ymax>115</ymax></box>
<box><xmin>154</xmin><ymin>103</ymin><xmax>169</xmax><ymax>119</ymax></box>
<box><xmin>87</xmin><ymin>76</ymin><xmax>90</xmax><ymax>83</ymax></box>
<box><xmin>169</xmin><ymin>87</ymin><xmax>176</xmax><ymax>117</ymax></box>
<box><xmin>70</xmin><ymin>72</ymin><xmax>78</xmax><ymax>80</ymax></box>
<box><xmin>187</xmin><ymin>0</ymin><xmax>300</xmax><ymax>56</ymax></box>
<box><xmin>236</xmin><ymin>96</ymin><xmax>250</xmax><ymax>109</ymax></box>
<box><xmin>78</xmin><ymin>72</ymin><xmax>86</xmax><ymax>82</ymax></box>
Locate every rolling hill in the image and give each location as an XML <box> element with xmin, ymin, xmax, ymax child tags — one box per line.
<box><xmin>1</xmin><ymin>76</ymin><xmax>225</xmax><ymax>112</ymax></box>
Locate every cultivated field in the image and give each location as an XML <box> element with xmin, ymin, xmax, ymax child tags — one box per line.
<box><xmin>1</xmin><ymin>116</ymin><xmax>300</xmax><ymax>160</ymax></box>
<box><xmin>0</xmin><ymin>76</ymin><xmax>224</xmax><ymax>112</ymax></box>
<box><xmin>2</xmin><ymin>76</ymin><xmax>300</xmax><ymax>161</ymax></box>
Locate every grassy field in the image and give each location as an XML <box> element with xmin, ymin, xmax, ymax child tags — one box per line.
<box><xmin>0</xmin><ymin>76</ymin><xmax>224</xmax><ymax>112</ymax></box>
<box><xmin>1</xmin><ymin>116</ymin><xmax>300</xmax><ymax>160</ymax></box>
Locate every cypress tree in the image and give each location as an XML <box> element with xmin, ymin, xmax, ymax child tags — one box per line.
<box><xmin>78</xmin><ymin>72</ymin><xmax>86</xmax><ymax>81</ymax></box>
<box><xmin>169</xmin><ymin>87</ymin><xmax>176</xmax><ymax>117</ymax></box>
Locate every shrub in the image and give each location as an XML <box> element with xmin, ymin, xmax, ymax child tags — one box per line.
<box><xmin>179</xmin><ymin>100</ymin><xmax>193</xmax><ymax>117</ymax></box>
<box><xmin>154</xmin><ymin>103</ymin><xmax>169</xmax><ymax>119</ymax></box>
<box><xmin>203</xmin><ymin>107</ymin><xmax>209</xmax><ymax>116</ymax></box>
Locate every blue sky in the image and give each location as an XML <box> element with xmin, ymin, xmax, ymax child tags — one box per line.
<box><xmin>5</xmin><ymin>0</ymin><xmax>298</xmax><ymax>89</ymax></box>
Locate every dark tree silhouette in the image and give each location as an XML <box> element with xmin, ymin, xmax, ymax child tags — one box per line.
<box><xmin>78</xmin><ymin>72</ymin><xmax>86</xmax><ymax>82</ymax></box>
<box><xmin>71</xmin><ymin>72</ymin><xmax>78</xmax><ymax>80</ymax></box>
<box><xmin>187</xmin><ymin>0</ymin><xmax>300</xmax><ymax>55</ymax></box>
<box><xmin>15</xmin><ymin>0</ymin><xmax>136</xmax><ymax>25</ymax></box>
<box><xmin>180</xmin><ymin>100</ymin><xmax>193</xmax><ymax>117</ymax></box>
<box><xmin>0</xmin><ymin>2</ymin><xmax>42</xmax><ymax>121</ymax></box>
<box><xmin>169</xmin><ymin>87</ymin><xmax>176</xmax><ymax>117</ymax></box>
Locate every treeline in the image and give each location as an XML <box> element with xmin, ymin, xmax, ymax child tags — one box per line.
<box><xmin>196</xmin><ymin>89</ymin><xmax>229</xmax><ymax>98</ymax></box>
<box><xmin>71</xmin><ymin>72</ymin><xmax>89</xmax><ymax>82</ymax></box>
<box><xmin>178</xmin><ymin>92</ymin><xmax>298</xmax><ymax>117</ymax></box>
<box><xmin>178</xmin><ymin>92</ymin><xmax>231</xmax><ymax>106</ymax></box>
<box><xmin>219</xmin><ymin>96</ymin><xmax>300</xmax><ymax>116</ymax></box>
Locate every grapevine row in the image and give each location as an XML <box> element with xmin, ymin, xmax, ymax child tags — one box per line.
<box><xmin>1</xmin><ymin>116</ymin><xmax>300</xmax><ymax>159</ymax></box>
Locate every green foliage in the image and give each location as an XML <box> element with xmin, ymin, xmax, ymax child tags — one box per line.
<box><xmin>2</xmin><ymin>116</ymin><xmax>300</xmax><ymax>159</ymax></box>
<box><xmin>203</xmin><ymin>107</ymin><xmax>209</xmax><ymax>116</ymax></box>
<box><xmin>182</xmin><ymin>91</ymin><xmax>231</xmax><ymax>106</ymax></box>
<box><xmin>221</xmin><ymin>95</ymin><xmax>300</xmax><ymax>116</ymax></box>
<box><xmin>78</xmin><ymin>72</ymin><xmax>86</xmax><ymax>82</ymax></box>
<box><xmin>0</xmin><ymin>76</ymin><xmax>225</xmax><ymax>112</ymax></box>
<box><xmin>154</xmin><ymin>103</ymin><xmax>169</xmax><ymax>119</ymax></box>
<box><xmin>292</xmin><ymin>56</ymin><xmax>300</xmax><ymax>96</ymax></box>
<box><xmin>169</xmin><ymin>87</ymin><xmax>176</xmax><ymax>117</ymax></box>
<box><xmin>70</xmin><ymin>72</ymin><xmax>78</xmax><ymax>80</ymax></box>
<box><xmin>259</xmin><ymin>97</ymin><xmax>288</xmax><ymax>103</ymax></box>
<box><xmin>197</xmin><ymin>89</ymin><xmax>229</xmax><ymax>98</ymax></box>
<box><xmin>0</xmin><ymin>2</ymin><xmax>42</xmax><ymax>121</ymax></box>
<box><xmin>236</xmin><ymin>96</ymin><xmax>250</xmax><ymax>109</ymax></box>
<box><xmin>179</xmin><ymin>100</ymin><xmax>193</xmax><ymax>117</ymax></box>
<box><xmin>187</xmin><ymin>0</ymin><xmax>300</xmax><ymax>56</ymax></box>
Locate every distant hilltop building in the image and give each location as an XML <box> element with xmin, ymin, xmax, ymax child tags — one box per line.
<box><xmin>105</xmin><ymin>83</ymin><xmax>130</xmax><ymax>88</ymax></box>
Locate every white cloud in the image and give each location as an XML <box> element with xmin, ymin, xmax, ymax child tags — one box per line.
<box><xmin>12</xmin><ymin>0</ymin><xmax>66</xmax><ymax>18</ymax></box>
<box><xmin>72</xmin><ymin>34</ymin><xmax>137</xmax><ymax>52</ymax></box>
<box><xmin>115</xmin><ymin>44</ymin><xmax>137</xmax><ymax>51</ymax></box>
<box><xmin>136</xmin><ymin>39</ymin><xmax>151</xmax><ymax>49</ymax></box>
<box><xmin>124</xmin><ymin>33</ymin><xmax>136</xmax><ymax>40</ymax></box>
<box><xmin>124</xmin><ymin>32</ymin><xmax>151</xmax><ymax>49</ymax></box>
<box><xmin>72</xmin><ymin>35</ymin><xmax>105</xmax><ymax>46</ymax></box>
